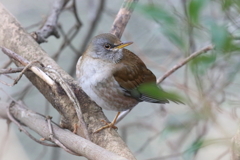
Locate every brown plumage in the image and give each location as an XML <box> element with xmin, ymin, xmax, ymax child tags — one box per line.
<box><xmin>76</xmin><ymin>33</ymin><xmax>173</xmax><ymax>132</ymax></box>
<box><xmin>114</xmin><ymin>49</ymin><xmax>156</xmax><ymax>90</ymax></box>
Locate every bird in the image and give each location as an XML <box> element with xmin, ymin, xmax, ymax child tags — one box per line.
<box><xmin>76</xmin><ymin>33</ymin><xmax>180</xmax><ymax>133</ymax></box>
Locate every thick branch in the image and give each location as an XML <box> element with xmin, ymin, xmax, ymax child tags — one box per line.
<box><xmin>0</xmin><ymin>3</ymin><xmax>136</xmax><ymax>160</ymax></box>
<box><xmin>0</xmin><ymin>103</ymin><xmax>127</xmax><ymax>160</ymax></box>
<box><xmin>110</xmin><ymin>0</ymin><xmax>138</xmax><ymax>39</ymax></box>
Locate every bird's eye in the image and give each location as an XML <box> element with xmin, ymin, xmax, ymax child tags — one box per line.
<box><xmin>104</xmin><ymin>44</ymin><xmax>111</xmax><ymax>49</ymax></box>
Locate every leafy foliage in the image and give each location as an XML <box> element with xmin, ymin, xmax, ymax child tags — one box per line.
<box><xmin>136</xmin><ymin>4</ymin><xmax>185</xmax><ymax>49</ymax></box>
<box><xmin>188</xmin><ymin>0</ymin><xmax>208</xmax><ymax>24</ymax></box>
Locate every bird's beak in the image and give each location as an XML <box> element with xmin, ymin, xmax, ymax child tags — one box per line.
<box><xmin>115</xmin><ymin>41</ymin><xmax>133</xmax><ymax>49</ymax></box>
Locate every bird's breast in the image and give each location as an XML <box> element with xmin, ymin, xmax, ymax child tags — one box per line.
<box><xmin>76</xmin><ymin>56</ymin><xmax>138</xmax><ymax>111</ymax></box>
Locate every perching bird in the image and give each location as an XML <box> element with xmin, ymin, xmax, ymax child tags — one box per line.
<box><xmin>76</xmin><ymin>33</ymin><xmax>179</xmax><ymax>132</ymax></box>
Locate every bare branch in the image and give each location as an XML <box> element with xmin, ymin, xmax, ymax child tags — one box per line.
<box><xmin>0</xmin><ymin>103</ymin><xmax>128</xmax><ymax>160</ymax></box>
<box><xmin>6</xmin><ymin>101</ymin><xmax>58</xmax><ymax>147</ymax></box>
<box><xmin>157</xmin><ymin>45</ymin><xmax>214</xmax><ymax>84</ymax></box>
<box><xmin>0</xmin><ymin>3</ymin><xmax>136</xmax><ymax>159</ymax></box>
<box><xmin>71</xmin><ymin>0</ymin><xmax>82</xmax><ymax>27</ymax></box>
<box><xmin>110</xmin><ymin>0</ymin><xmax>138</xmax><ymax>39</ymax></box>
<box><xmin>44</xmin><ymin>68</ymin><xmax>90</xmax><ymax>140</ymax></box>
<box><xmin>0</xmin><ymin>67</ymin><xmax>24</xmax><ymax>74</ymax></box>
<box><xmin>32</xmin><ymin>0</ymin><xmax>70</xmax><ymax>43</ymax></box>
<box><xmin>1</xmin><ymin>48</ymin><xmax>55</xmax><ymax>86</ymax></box>
<box><xmin>46</xmin><ymin>116</ymin><xmax>80</xmax><ymax>155</ymax></box>
<box><xmin>52</xmin><ymin>24</ymin><xmax>80</xmax><ymax>60</ymax></box>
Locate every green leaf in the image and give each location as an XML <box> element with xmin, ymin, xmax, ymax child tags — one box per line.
<box><xmin>162</xmin><ymin>28</ymin><xmax>185</xmax><ymax>49</ymax></box>
<box><xmin>220</xmin><ymin>0</ymin><xmax>240</xmax><ymax>11</ymax></box>
<box><xmin>211</xmin><ymin>24</ymin><xmax>234</xmax><ymax>52</ymax></box>
<box><xmin>137</xmin><ymin>4</ymin><xmax>176</xmax><ymax>25</ymax></box>
<box><xmin>188</xmin><ymin>0</ymin><xmax>208</xmax><ymax>24</ymax></box>
<box><xmin>190</xmin><ymin>54</ymin><xmax>216</xmax><ymax>75</ymax></box>
<box><xmin>137</xmin><ymin>4</ymin><xmax>186</xmax><ymax>49</ymax></box>
<box><xmin>184</xmin><ymin>139</ymin><xmax>204</xmax><ymax>159</ymax></box>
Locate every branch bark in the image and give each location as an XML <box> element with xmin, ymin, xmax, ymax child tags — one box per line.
<box><xmin>0</xmin><ymin>3</ymin><xmax>136</xmax><ymax>160</ymax></box>
<box><xmin>0</xmin><ymin>103</ymin><xmax>127</xmax><ymax>160</ymax></box>
<box><xmin>110</xmin><ymin>0</ymin><xmax>138</xmax><ymax>39</ymax></box>
<box><xmin>32</xmin><ymin>0</ymin><xmax>70</xmax><ymax>43</ymax></box>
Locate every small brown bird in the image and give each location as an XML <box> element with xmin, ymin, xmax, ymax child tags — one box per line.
<box><xmin>76</xmin><ymin>33</ymin><xmax>176</xmax><ymax>132</ymax></box>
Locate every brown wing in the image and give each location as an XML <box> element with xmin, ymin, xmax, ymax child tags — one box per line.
<box><xmin>113</xmin><ymin>49</ymin><xmax>169</xmax><ymax>103</ymax></box>
<box><xmin>114</xmin><ymin>49</ymin><xmax>156</xmax><ymax>90</ymax></box>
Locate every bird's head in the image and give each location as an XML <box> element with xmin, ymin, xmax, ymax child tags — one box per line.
<box><xmin>85</xmin><ymin>33</ymin><xmax>133</xmax><ymax>63</ymax></box>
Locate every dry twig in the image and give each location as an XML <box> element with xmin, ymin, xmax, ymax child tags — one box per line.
<box><xmin>0</xmin><ymin>67</ymin><xmax>25</xmax><ymax>74</ymax></box>
<box><xmin>0</xmin><ymin>103</ymin><xmax>129</xmax><ymax>160</ymax></box>
<box><xmin>6</xmin><ymin>101</ymin><xmax>58</xmax><ymax>147</ymax></box>
<box><xmin>46</xmin><ymin>116</ymin><xmax>80</xmax><ymax>155</ymax></box>
<box><xmin>69</xmin><ymin>0</ymin><xmax>105</xmax><ymax>75</ymax></box>
<box><xmin>44</xmin><ymin>68</ymin><xmax>90</xmax><ymax>140</ymax></box>
<box><xmin>2</xmin><ymin>47</ymin><xmax>55</xmax><ymax>86</ymax></box>
<box><xmin>157</xmin><ymin>45</ymin><xmax>214</xmax><ymax>84</ymax></box>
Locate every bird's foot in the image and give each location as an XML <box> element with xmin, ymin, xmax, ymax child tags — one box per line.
<box><xmin>93</xmin><ymin>120</ymin><xmax>118</xmax><ymax>133</ymax></box>
<box><xmin>72</xmin><ymin>123</ymin><xmax>78</xmax><ymax>134</ymax></box>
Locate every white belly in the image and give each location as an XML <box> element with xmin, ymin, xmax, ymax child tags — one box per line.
<box><xmin>76</xmin><ymin>56</ymin><xmax>138</xmax><ymax>111</ymax></box>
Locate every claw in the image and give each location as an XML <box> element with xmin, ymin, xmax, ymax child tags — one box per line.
<box><xmin>94</xmin><ymin>112</ymin><xmax>120</xmax><ymax>133</ymax></box>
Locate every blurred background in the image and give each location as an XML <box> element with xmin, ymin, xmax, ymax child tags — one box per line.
<box><xmin>1</xmin><ymin>0</ymin><xmax>240</xmax><ymax>159</ymax></box>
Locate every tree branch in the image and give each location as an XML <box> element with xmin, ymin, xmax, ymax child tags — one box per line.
<box><xmin>157</xmin><ymin>45</ymin><xmax>214</xmax><ymax>84</ymax></box>
<box><xmin>110</xmin><ymin>0</ymin><xmax>138</xmax><ymax>39</ymax></box>
<box><xmin>0</xmin><ymin>67</ymin><xmax>24</xmax><ymax>74</ymax></box>
<box><xmin>0</xmin><ymin>103</ymin><xmax>128</xmax><ymax>160</ymax></box>
<box><xmin>0</xmin><ymin>3</ymin><xmax>136</xmax><ymax>160</ymax></box>
<box><xmin>32</xmin><ymin>0</ymin><xmax>70</xmax><ymax>43</ymax></box>
<box><xmin>2</xmin><ymin>48</ymin><xmax>55</xmax><ymax>86</ymax></box>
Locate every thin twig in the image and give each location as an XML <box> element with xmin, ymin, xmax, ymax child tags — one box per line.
<box><xmin>80</xmin><ymin>0</ymin><xmax>105</xmax><ymax>52</ymax></box>
<box><xmin>25</xmin><ymin>20</ymin><xmax>44</xmax><ymax>31</ymax></box>
<box><xmin>46</xmin><ymin>116</ymin><xmax>80</xmax><ymax>156</ymax></box>
<box><xmin>7</xmin><ymin>102</ymin><xmax>58</xmax><ymax>147</ymax></box>
<box><xmin>69</xmin><ymin>0</ymin><xmax>105</xmax><ymax>76</ymax></box>
<box><xmin>52</xmin><ymin>24</ymin><xmax>79</xmax><ymax>59</ymax></box>
<box><xmin>157</xmin><ymin>45</ymin><xmax>214</xmax><ymax>84</ymax></box>
<box><xmin>71</xmin><ymin>0</ymin><xmax>82</xmax><ymax>27</ymax></box>
<box><xmin>1</xmin><ymin>47</ymin><xmax>55</xmax><ymax>86</ymax></box>
<box><xmin>0</xmin><ymin>61</ymin><xmax>41</xmax><ymax>86</ymax></box>
<box><xmin>0</xmin><ymin>102</ymin><xmax>129</xmax><ymax>160</ymax></box>
<box><xmin>0</xmin><ymin>67</ymin><xmax>25</xmax><ymax>74</ymax></box>
<box><xmin>51</xmin><ymin>0</ymin><xmax>82</xmax><ymax>59</ymax></box>
<box><xmin>44</xmin><ymin>68</ymin><xmax>90</xmax><ymax>140</ymax></box>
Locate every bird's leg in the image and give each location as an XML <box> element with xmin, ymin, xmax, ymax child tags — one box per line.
<box><xmin>73</xmin><ymin>123</ymin><xmax>78</xmax><ymax>134</ymax></box>
<box><xmin>116</xmin><ymin>109</ymin><xmax>132</xmax><ymax>124</ymax></box>
<box><xmin>94</xmin><ymin>112</ymin><xmax>120</xmax><ymax>133</ymax></box>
